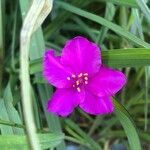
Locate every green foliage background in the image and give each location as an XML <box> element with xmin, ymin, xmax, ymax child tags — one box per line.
<box><xmin>0</xmin><ymin>0</ymin><xmax>150</xmax><ymax>149</ymax></box>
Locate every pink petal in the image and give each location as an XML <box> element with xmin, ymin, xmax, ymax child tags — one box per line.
<box><xmin>79</xmin><ymin>90</ymin><xmax>114</xmax><ymax>115</ymax></box>
<box><xmin>43</xmin><ymin>50</ymin><xmax>73</xmax><ymax>88</ymax></box>
<box><xmin>61</xmin><ymin>36</ymin><xmax>101</xmax><ymax>76</ymax></box>
<box><xmin>87</xmin><ymin>65</ymin><xmax>126</xmax><ymax>97</ymax></box>
<box><xmin>47</xmin><ymin>88</ymin><xmax>85</xmax><ymax>117</ymax></box>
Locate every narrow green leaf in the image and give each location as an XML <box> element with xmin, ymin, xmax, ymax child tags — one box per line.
<box><xmin>55</xmin><ymin>1</ymin><xmax>150</xmax><ymax>48</ymax></box>
<box><xmin>20</xmin><ymin>1</ymin><xmax>66</xmax><ymax>149</ymax></box>
<box><xmin>114</xmin><ymin>98</ymin><xmax>141</xmax><ymax>150</ymax></box>
<box><xmin>0</xmin><ymin>0</ymin><xmax>5</xmax><ymax>96</ymax></box>
<box><xmin>0</xmin><ymin>99</ymin><xmax>14</xmax><ymax>134</ymax></box>
<box><xmin>30</xmin><ymin>48</ymin><xmax>150</xmax><ymax>74</ymax></box>
<box><xmin>0</xmin><ymin>133</ymin><xmax>64</xmax><ymax>150</ymax></box>
<box><xmin>3</xmin><ymin>83</ymin><xmax>24</xmax><ymax>135</ymax></box>
<box><xmin>96</xmin><ymin>2</ymin><xmax>116</xmax><ymax>44</ymax></box>
<box><xmin>102</xmin><ymin>48</ymin><xmax>150</xmax><ymax>67</ymax></box>
<box><xmin>135</xmin><ymin>0</ymin><xmax>150</xmax><ymax>23</ymax></box>
<box><xmin>44</xmin><ymin>0</ymin><xmax>91</xmax><ymax>39</ymax></box>
<box><xmin>65</xmin><ymin>119</ymin><xmax>103</xmax><ymax>150</ymax></box>
<box><xmin>99</xmin><ymin>0</ymin><xmax>138</xmax><ymax>8</ymax></box>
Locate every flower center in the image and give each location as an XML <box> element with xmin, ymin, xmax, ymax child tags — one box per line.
<box><xmin>66</xmin><ymin>72</ymin><xmax>89</xmax><ymax>92</ymax></box>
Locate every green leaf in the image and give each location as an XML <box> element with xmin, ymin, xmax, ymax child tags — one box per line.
<box><xmin>135</xmin><ymin>0</ymin><xmax>150</xmax><ymax>23</ymax></box>
<box><xmin>44</xmin><ymin>0</ymin><xmax>91</xmax><ymax>39</ymax></box>
<box><xmin>0</xmin><ymin>133</ymin><xmax>64</xmax><ymax>150</ymax></box>
<box><xmin>100</xmin><ymin>0</ymin><xmax>138</xmax><ymax>8</ymax></box>
<box><xmin>114</xmin><ymin>98</ymin><xmax>141</xmax><ymax>150</ymax></box>
<box><xmin>96</xmin><ymin>2</ymin><xmax>116</xmax><ymax>44</ymax></box>
<box><xmin>0</xmin><ymin>82</ymin><xmax>24</xmax><ymax>135</ymax></box>
<box><xmin>0</xmin><ymin>0</ymin><xmax>5</xmax><ymax>96</ymax></box>
<box><xmin>102</xmin><ymin>48</ymin><xmax>150</xmax><ymax>68</ymax></box>
<box><xmin>65</xmin><ymin>119</ymin><xmax>103</xmax><ymax>150</ymax></box>
<box><xmin>20</xmin><ymin>1</ymin><xmax>66</xmax><ymax>149</ymax></box>
<box><xmin>3</xmin><ymin>83</ymin><xmax>24</xmax><ymax>135</ymax></box>
<box><xmin>55</xmin><ymin>1</ymin><xmax>150</xmax><ymax>48</ymax></box>
<box><xmin>0</xmin><ymin>99</ymin><xmax>14</xmax><ymax>134</ymax></box>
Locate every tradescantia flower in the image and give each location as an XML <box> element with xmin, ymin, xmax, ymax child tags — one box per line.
<box><xmin>43</xmin><ymin>36</ymin><xmax>126</xmax><ymax>117</ymax></box>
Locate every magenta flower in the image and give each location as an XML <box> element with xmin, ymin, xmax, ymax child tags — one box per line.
<box><xmin>43</xmin><ymin>36</ymin><xmax>126</xmax><ymax>117</ymax></box>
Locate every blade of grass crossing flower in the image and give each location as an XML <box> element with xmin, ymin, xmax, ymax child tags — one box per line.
<box><xmin>55</xmin><ymin>1</ymin><xmax>150</xmax><ymax>48</ymax></box>
<box><xmin>29</xmin><ymin>48</ymin><xmax>150</xmax><ymax>74</ymax></box>
<box><xmin>102</xmin><ymin>48</ymin><xmax>150</xmax><ymax>67</ymax></box>
<box><xmin>113</xmin><ymin>98</ymin><xmax>141</xmax><ymax>150</ymax></box>
<box><xmin>0</xmin><ymin>133</ymin><xmax>64</xmax><ymax>150</ymax></box>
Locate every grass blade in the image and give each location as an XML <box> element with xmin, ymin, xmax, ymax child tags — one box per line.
<box><xmin>0</xmin><ymin>133</ymin><xmax>64</xmax><ymax>150</ymax></box>
<box><xmin>114</xmin><ymin>98</ymin><xmax>141</xmax><ymax>150</ymax></box>
<box><xmin>135</xmin><ymin>0</ymin><xmax>150</xmax><ymax>23</ymax></box>
<box><xmin>0</xmin><ymin>99</ymin><xmax>14</xmax><ymax>134</ymax></box>
<box><xmin>30</xmin><ymin>48</ymin><xmax>150</xmax><ymax>74</ymax></box>
<box><xmin>55</xmin><ymin>1</ymin><xmax>150</xmax><ymax>48</ymax></box>
<box><xmin>3</xmin><ymin>83</ymin><xmax>24</xmax><ymax>135</ymax></box>
<box><xmin>65</xmin><ymin>119</ymin><xmax>103</xmax><ymax>150</ymax></box>
<box><xmin>20</xmin><ymin>1</ymin><xmax>66</xmax><ymax>149</ymax></box>
<box><xmin>19</xmin><ymin>0</ymin><xmax>53</xmax><ymax>149</ymax></box>
<box><xmin>99</xmin><ymin>0</ymin><xmax>138</xmax><ymax>8</ymax></box>
<box><xmin>0</xmin><ymin>0</ymin><xmax>4</xmax><ymax>96</ymax></box>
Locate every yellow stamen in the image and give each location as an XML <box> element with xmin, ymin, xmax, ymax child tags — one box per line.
<box><xmin>77</xmin><ymin>87</ymin><xmax>81</xmax><ymax>92</ymax></box>
<box><xmin>67</xmin><ymin>77</ymin><xmax>71</xmax><ymax>80</ymax></box>
<box><xmin>84</xmin><ymin>77</ymin><xmax>88</xmax><ymax>80</ymax></box>
<box><xmin>71</xmin><ymin>74</ymin><xmax>76</xmax><ymax>78</ymax></box>
<box><xmin>76</xmin><ymin>80</ymin><xmax>80</xmax><ymax>86</ymax></box>
<box><xmin>78</xmin><ymin>73</ymin><xmax>83</xmax><ymax>78</ymax></box>
<box><xmin>85</xmin><ymin>81</ymin><xmax>88</xmax><ymax>84</ymax></box>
